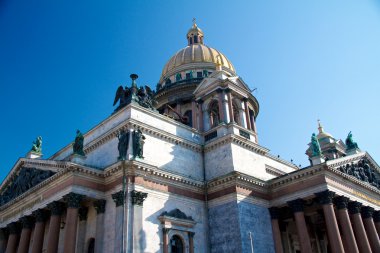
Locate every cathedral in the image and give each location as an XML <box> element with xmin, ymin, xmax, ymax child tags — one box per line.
<box><xmin>0</xmin><ymin>22</ymin><xmax>379</xmax><ymax>253</ymax></box>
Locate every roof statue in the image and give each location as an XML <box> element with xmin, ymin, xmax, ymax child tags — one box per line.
<box><xmin>310</xmin><ymin>133</ymin><xmax>322</xmax><ymax>157</ymax></box>
<box><xmin>132</xmin><ymin>128</ymin><xmax>145</xmax><ymax>159</ymax></box>
<box><xmin>346</xmin><ymin>131</ymin><xmax>359</xmax><ymax>150</ymax></box>
<box><xmin>113</xmin><ymin>74</ymin><xmax>157</xmax><ymax>112</ymax></box>
<box><xmin>30</xmin><ymin>136</ymin><xmax>42</xmax><ymax>154</ymax></box>
<box><xmin>117</xmin><ymin>129</ymin><xmax>130</xmax><ymax>161</ymax></box>
<box><xmin>73</xmin><ymin>130</ymin><xmax>85</xmax><ymax>156</ymax></box>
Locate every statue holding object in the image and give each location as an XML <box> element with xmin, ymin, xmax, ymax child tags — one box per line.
<box><xmin>133</xmin><ymin>128</ymin><xmax>146</xmax><ymax>159</ymax></box>
<box><xmin>73</xmin><ymin>130</ymin><xmax>85</xmax><ymax>156</ymax></box>
<box><xmin>310</xmin><ymin>133</ymin><xmax>322</xmax><ymax>157</ymax></box>
<box><xmin>345</xmin><ymin>131</ymin><xmax>359</xmax><ymax>150</ymax></box>
<box><xmin>117</xmin><ymin>129</ymin><xmax>130</xmax><ymax>161</ymax></box>
<box><xmin>31</xmin><ymin>136</ymin><xmax>42</xmax><ymax>154</ymax></box>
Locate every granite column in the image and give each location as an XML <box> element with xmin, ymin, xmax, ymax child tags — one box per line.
<box><xmin>76</xmin><ymin>207</ymin><xmax>88</xmax><ymax>253</ymax></box>
<box><xmin>287</xmin><ymin>199</ymin><xmax>312</xmax><ymax>253</ymax></box>
<box><xmin>315</xmin><ymin>190</ymin><xmax>344</xmax><ymax>253</ymax></box>
<box><xmin>5</xmin><ymin>223</ymin><xmax>20</xmax><ymax>253</ymax></box>
<box><xmin>348</xmin><ymin>201</ymin><xmax>372</xmax><ymax>253</ymax></box>
<box><xmin>269</xmin><ymin>207</ymin><xmax>284</xmax><ymax>253</ymax></box>
<box><xmin>334</xmin><ymin>196</ymin><xmax>359</xmax><ymax>253</ymax></box>
<box><xmin>17</xmin><ymin>217</ymin><xmax>34</xmax><ymax>253</ymax></box>
<box><xmin>0</xmin><ymin>228</ymin><xmax>8</xmax><ymax>253</ymax></box>
<box><xmin>361</xmin><ymin>206</ymin><xmax>380</xmax><ymax>253</ymax></box>
<box><xmin>93</xmin><ymin>199</ymin><xmax>106</xmax><ymax>253</ymax></box>
<box><xmin>46</xmin><ymin>201</ymin><xmax>65</xmax><ymax>253</ymax></box>
<box><xmin>112</xmin><ymin>191</ymin><xmax>125</xmax><ymax>253</ymax></box>
<box><xmin>31</xmin><ymin>210</ymin><xmax>48</xmax><ymax>253</ymax></box>
<box><xmin>63</xmin><ymin>193</ymin><xmax>84</xmax><ymax>253</ymax></box>
<box><xmin>374</xmin><ymin>211</ymin><xmax>380</xmax><ymax>236</ymax></box>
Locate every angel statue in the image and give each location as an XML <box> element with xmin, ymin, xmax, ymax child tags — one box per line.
<box><xmin>137</xmin><ymin>85</ymin><xmax>157</xmax><ymax>110</ymax></box>
<box><xmin>310</xmin><ymin>133</ymin><xmax>321</xmax><ymax>157</ymax></box>
<box><xmin>113</xmin><ymin>85</ymin><xmax>131</xmax><ymax>111</ymax></box>
<box><xmin>31</xmin><ymin>136</ymin><xmax>42</xmax><ymax>154</ymax></box>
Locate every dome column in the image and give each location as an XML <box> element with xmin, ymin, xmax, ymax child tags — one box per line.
<box><xmin>217</xmin><ymin>89</ymin><xmax>226</xmax><ymax>123</ymax></box>
<box><xmin>243</xmin><ymin>99</ymin><xmax>251</xmax><ymax>130</ymax></box>
<box><xmin>191</xmin><ymin>100</ymin><xmax>197</xmax><ymax>129</ymax></box>
<box><xmin>197</xmin><ymin>100</ymin><xmax>204</xmax><ymax>131</ymax></box>
<box><xmin>226</xmin><ymin>90</ymin><xmax>234</xmax><ymax>123</ymax></box>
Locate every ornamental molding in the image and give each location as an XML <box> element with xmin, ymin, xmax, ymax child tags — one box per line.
<box><xmin>103</xmin><ymin>160</ymin><xmax>204</xmax><ymax>190</ymax></box>
<box><xmin>204</xmin><ymin>134</ymin><xmax>268</xmax><ymax>155</ymax></box>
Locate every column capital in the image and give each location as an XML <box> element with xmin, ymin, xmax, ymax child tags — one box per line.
<box><xmin>112</xmin><ymin>191</ymin><xmax>124</xmax><ymax>207</ymax></box>
<box><xmin>334</xmin><ymin>196</ymin><xmax>349</xmax><ymax>210</ymax></box>
<box><xmin>33</xmin><ymin>209</ymin><xmax>48</xmax><ymax>222</ymax></box>
<box><xmin>269</xmin><ymin>207</ymin><xmax>280</xmax><ymax>219</ymax></box>
<box><xmin>162</xmin><ymin>227</ymin><xmax>170</xmax><ymax>234</ymax></box>
<box><xmin>348</xmin><ymin>201</ymin><xmax>362</xmax><ymax>214</ymax></box>
<box><xmin>20</xmin><ymin>216</ymin><xmax>34</xmax><ymax>229</ymax></box>
<box><xmin>48</xmin><ymin>201</ymin><xmax>65</xmax><ymax>216</ymax></box>
<box><xmin>64</xmin><ymin>192</ymin><xmax>84</xmax><ymax>208</ymax></box>
<box><xmin>188</xmin><ymin>231</ymin><xmax>195</xmax><ymax>239</ymax></box>
<box><xmin>315</xmin><ymin>190</ymin><xmax>335</xmax><ymax>205</ymax></box>
<box><xmin>93</xmin><ymin>199</ymin><xmax>106</xmax><ymax>214</ymax></box>
<box><xmin>361</xmin><ymin>206</ymin><xmax>374</xmax><ymax>219</ymax></box>
<box><xmin>131</xmin><ymin>190</ymin><xmax>148</xmax><ymax>206</ymax></box>
<box><xmin>78</xmin><ymin>207</ymin><xmax>89</xmax><ymax>221</ymax></box>
<box><xmin>373</xmin><ymin>210</ymin><xmax>380</xmax><ymax>222</ymax></box>
<box><xmin>7</xmin><ymin>222</ymin><xmax>20</xmax><ymax>234</ymax></box>
<box><xmin>287</xmin><ymin>199</ymin><xmax>305</xmax><ymax>213</ymax></box>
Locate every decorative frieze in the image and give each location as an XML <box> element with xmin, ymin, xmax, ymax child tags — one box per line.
<box><xmin>48</xmin><ymin>201</ymin><xmax>65</xmax><ymax>216</ymax></box>
<box><xmin>131</xmin><ymin>190</ymin><xmax>148</xmax><ymax>206</ymax></box>
<box><xmin>93</xmin><ymin>199</ymin><xmax>106</xmax><ymax>214</ymax></box>
<box><xmin>64</xmin><ymin>192</ymin><xmax>84</xmax><ymax>208</ymax></box>
<box><xmin>78</xmin><ymin>207</ymin><xmax>89</xmax><ymax>221</ymax></box>
<box><xmin>287</xmin><ymin>199</ymin><xmax>305</xmax><ymax>213</ymax></box>
<box><xmin>361</xmin><ymin>206</ymin><xmax>374</xmax><ymax>219</ymax></box>
<box><xmin>315</xmin><ymin>190</ymin><xmax>335</xmax><ymax>205</ymax></box>
<box><xmin>112</xmin><ymin>191</ymin><xmax>125</xmax><ymax>207</ymax></box>
<box><xmin>348</xmin><ymin>201</ymin><xmax>362</xmax><ymax>214</ymax></box>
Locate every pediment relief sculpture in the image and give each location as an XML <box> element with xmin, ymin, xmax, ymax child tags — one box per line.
<box><xmin>337</xmin><ymin>159</ymin><xmax>380</xmax><ymax>189</ymax></box>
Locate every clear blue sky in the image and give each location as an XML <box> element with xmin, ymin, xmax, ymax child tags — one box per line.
<box><xmin>1</xmin><ymin>0</ymin><xmax>379</xmax><ymax>180</ymax></box>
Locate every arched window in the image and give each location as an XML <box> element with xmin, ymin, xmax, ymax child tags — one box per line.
<box><xmin>194</xmin><ymin>36</ymin><xmax>198</xmax><ymax>43</ymax></box>
<box><xmin>184</xmin><ymin>110</ymin><xmax>193</xmax><ymax>127</ymax></box>
<box><xmin>170</xmin><ymin>235</ymin><xmax>184</xmax><ymax>253</ymax></box>
<box><xmin>209</xmin><ymin>101</ymin><xmax>220</xmax><ymax>128</ymax></box>
<box><xmin>232</xmin><ymin>103</ymin><xmax>240</xmax><ymax>125</ymax></box>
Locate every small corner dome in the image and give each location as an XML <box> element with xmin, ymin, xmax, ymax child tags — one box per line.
<box><xmin>159</xmin><ymin>23</ymin><xmax>236</xmax><ymax>83</ymax></box>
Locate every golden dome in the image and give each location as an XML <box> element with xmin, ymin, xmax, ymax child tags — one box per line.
<box><xmin>317</xmin><ymin>120</ymin><xmax>333</xmax><ymax>139</ymax></box>
<box><xmin>159</xmin><ymin>23</ymin><xmax>236</xmax><ymax>83</ymax></box>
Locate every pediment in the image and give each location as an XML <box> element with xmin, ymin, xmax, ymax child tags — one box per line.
<box><xmin>0</xmin><ymin>158</ymin><xmax>62</xmax><ymax>206</ymax></box>
<box><xmin>194</xmin><ymin>72</ymin><xmax>251</xmax><ymax>98</ymax></box>
<box><xmin>327</xmin><ymin>152</ymin><xmax>380</xmax><ymax>190</ymax></box>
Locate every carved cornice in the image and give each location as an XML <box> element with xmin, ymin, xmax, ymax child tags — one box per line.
<box><xmin>93</xmin><ymin>199</ymin><xmax>106</xmax><ymax>214</ymax></box>
<box><xmin>204</xmin><ymin>134</ymin><xmax>268</xmax><ymax>155</ymax></box>
<box><xmin>131</xmin><ymin>190</ymin><xmax>148</xmax><ymax>206</ymax></box>
<box><xmin>112</xmin><ymin>191</ymin><xmax>124</xmax><ymax>207</ymax></box>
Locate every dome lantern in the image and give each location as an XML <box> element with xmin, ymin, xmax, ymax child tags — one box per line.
<box><xmin>187</xmin><ymin>19</ymin><xmax>204</xmax><ymax>45</ymax></box>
